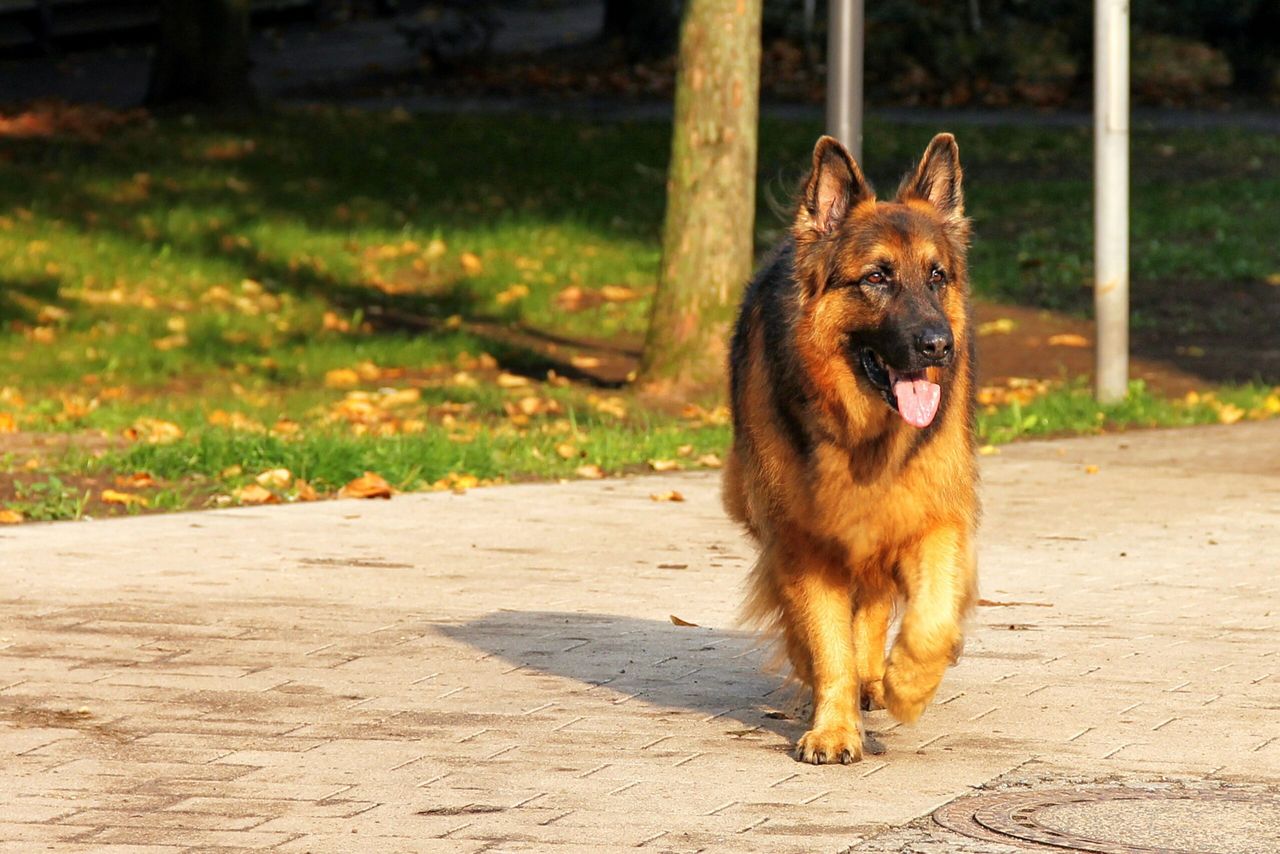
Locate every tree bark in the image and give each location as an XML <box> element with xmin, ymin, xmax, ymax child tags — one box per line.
<box><xmin>146</xmin><ymin>0</ymin><xmax>256</xmax><ymax>109</ymax></box>
<box><xmin>638</xmin><ymin>0</ymin><xmax>762</xmax><ymax>398</ymax></box>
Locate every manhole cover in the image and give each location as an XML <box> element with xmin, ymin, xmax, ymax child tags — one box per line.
<box><xmin>934</xmin><ymin>787</ymin><xmax>1280</xmax><ymax>853</ymax></box>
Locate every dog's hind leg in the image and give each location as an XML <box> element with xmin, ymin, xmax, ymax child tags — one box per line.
<box><xmin>775</xmin><ymin>545</ymin><xmax>864</xmax><ymax>764</ymax></box>
<box><xmin>853</xmin><ymin>591</ymin><xmax>893</xmax><ymax>712</ymax></box>
<box><xmin>883</xmin><ymin>526</ymin><xmax>976</xmax><ymax>723</ymax></box>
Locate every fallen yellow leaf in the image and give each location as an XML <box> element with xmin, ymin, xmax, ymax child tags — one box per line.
<box><xmin>670</xmin><ymin>615</ymin><xmax>699</xmax><ymax>627</ymax></box>
<box><xmin>1047</xmin><ymin>333</ymin><xmax>1090</xmax><ymax>348</ymax></box>
<box><xmin>1217</xmin><ymin>403</ymin><xmax>1245</xmax><ymax>425</ymax></box>
<box><xmin>648</xmin><ymin>459</ymin><xmax>679</xmax><ymax>472</ymax></box>
<box><xmin>0</xmin><ymin>508</ymin><xmax>24</xmax><ymax>524</ymax></box>
<box><xmin>340</xmin><ymin>472</ymin><xmax>394</xmax><ymax>499</ymax></box>
<box><xmin>459</xmin><ymin>252</ymin><xmax>484</xmax><ymax>275</ymax></box>
<box><xmin>234</xmin><ymin>483</ymin><xmax>278</xmax><ymax>505</ymax></box>
<box><xmin>0</xmin><ymin>412</ymin><xmax>16</xmax><ymax>433</ymax></box>
<box><xmin>114</xmin><ymin>472</ymin><xmax>156</xmax><ymax>488</ymax></box>
<box><xmin>496</xmin><ymin>372</ymin><xmax>530</xmax><ymax>389</ymax></box>
<box><xmin>650</xmin><ymin>490</ymin><xmax>685</xmax><ymax>502</ymax></box>
<box><xmin>496</xmin><ymin>283</ymin><xmax>529</xmax><ymax>305</ymax></box>
<box><xmin>600</xmin><ymin>285</ymin><xmax>637</xmax><ymax>302</ymax></box>
<box><xmin>696</xmin><ymin>453</ymin><xmax>723</xmax><ymax>469</ymax></box>
<box><xmin>1084</xmin><ymin>464</ymin><xmax>1099</xmax><ymax>475</ymax></box>
<box><xmin>554</xmin><ymin>285</ymin><xmax>587</xmax><ymax>310</ymax></box>
<box><xmin>978</xmin><ymin>444</ymin><xmax>1000</xmax><ymax>456</ymax></box>
<box><xmin>293</xmin><ymin>479</ymin><xmax>319</xmax><ymax>502</ymax></box>
<box><xmin>575</xmin><ymin>463</ymin><xmax>605</xmax><ymax>480</ymax></box>
<box><xmin>977</xmin><ymin>318</ymin><xmax>1016</xmax><ymax>336</ymax></box>
<box><xmin>569</xmin><ymin>355</ymin><xmax>601</xmax><ymax>370</ymax></box>
<box><xmin>123</xmin><ymin>418</ymin><xmax>183</xmax><ymax>444</ymax></box>
<box><xmin>101</xmin><ymin>489</ymin><xmax>148</xmax><ymax>508</ymax></box>
<box><xmin>324</xmin><ymin>368</ymin><xmax>359</xmax><ymax>389</ymax></box>
<box><xmin>255</xmin><ymin>468</ymin><xmax>293</xmax><ymax>489</ymax></box>
<box><xmin>555</xmin><ymin>443</ymin><xmax>579</xmax><ymax>460</ymax></box>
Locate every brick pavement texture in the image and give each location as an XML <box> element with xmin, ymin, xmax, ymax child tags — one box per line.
<box><xmin>1</xmin><ymin>421</ymin><xmax>1277</xmax><ymax>852</ymax></box>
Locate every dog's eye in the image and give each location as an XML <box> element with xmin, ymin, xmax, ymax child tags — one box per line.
<box><xmin>863</xmin><ymin>271</ymin><xmax>887</xmax><ymax>286</ymax></box>
<box><xmin>929</xmin><ymin>268</ymin><xmax>947</xmax><ymax>287</ymax></box>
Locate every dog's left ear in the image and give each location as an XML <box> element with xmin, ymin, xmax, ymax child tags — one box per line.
<box><xmin>899</xmin><ymin>133</ymin><xmax>963</xmax><ymax>222</ymax></box>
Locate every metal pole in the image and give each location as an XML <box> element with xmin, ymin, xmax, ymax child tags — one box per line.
<box><xmin>1094</xmin><ymin>0</ymin><xmax>1129</xmax><ymax>403</ymax></box>
<box><xmin>826</xmin><ymin>0</ymin><xmax>863</xmax><ymax>164</ymax></box>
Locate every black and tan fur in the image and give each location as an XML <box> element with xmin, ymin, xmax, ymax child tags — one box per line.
<box><xmin>723</xmin><ymin>133</ymin><xmax>979</xmax><ymax>764</ymax></box>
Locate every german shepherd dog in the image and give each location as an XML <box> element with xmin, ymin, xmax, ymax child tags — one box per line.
<box><xmin>723</xmin><ymin>133</ymin><xmax>978</xmax><ymax>764</ymax></box>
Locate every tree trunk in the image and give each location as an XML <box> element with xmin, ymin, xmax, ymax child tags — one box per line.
<box><xmin>146</xmin><ymin>0</ymin><xmax>256</xmax><ymax>109</ymax></box>
<box><xmin>637</xmin><ymin>0</ymin><xmax>762</xmax><ymax>398</ymax></box>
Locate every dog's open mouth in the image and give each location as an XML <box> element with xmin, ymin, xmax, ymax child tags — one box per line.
<box><xmin>858</xmin><ymin>348</ymin><xmax>942</xmax><ymax>429</ymax></box>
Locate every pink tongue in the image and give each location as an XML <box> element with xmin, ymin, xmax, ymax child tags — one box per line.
<box><xmin>893</xmin><ymin>377</ymin><xmax>941</xmax><ymax>429</ymax></box>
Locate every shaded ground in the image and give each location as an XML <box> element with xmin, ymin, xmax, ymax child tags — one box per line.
<box><xmin>412</xmin><ymin>291</ymin><xmax>1277</xmax><ymax>395</ymax></box>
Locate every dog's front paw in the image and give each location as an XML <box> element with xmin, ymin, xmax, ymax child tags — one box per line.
<box><xmin>883</xmin><ymin>653</ymin><xmax>942</xmax><ymax>723</ymax></box>
<box><xmin>795</xmin><ymin>726</ymin><xmax>863</xmax><ymax>765</ymax></box>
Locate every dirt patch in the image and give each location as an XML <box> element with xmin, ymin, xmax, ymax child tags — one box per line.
<box><xmin>0</xmin><ymin>701</ymin><xmax>131</xmax><ymax>741</ymax></box>
<box><xmin>0</xmin><ymin>430</ymin><xmax>118</xmax><ymax>459</ymax></box>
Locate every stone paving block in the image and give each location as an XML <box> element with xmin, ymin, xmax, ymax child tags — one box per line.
<box><xmin>274</xmin><ymin>836</ymin><xmax>487</xmax><ymax>853</ymax></box>
<box><xmin>2</xmin><ymin>421</ymin><xmax>1278</xmax><ymax>850</ymax></box>
<box><xmin>87</xmin><ymin>826</ymin><xmax>299</xmax><ymax>847</ymax></box>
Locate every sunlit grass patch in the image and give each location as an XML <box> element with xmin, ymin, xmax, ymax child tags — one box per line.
<box><xmin>1</xmin><ymin>106</ymin><xmax>1277</xmax><ymax>521</ymax></box>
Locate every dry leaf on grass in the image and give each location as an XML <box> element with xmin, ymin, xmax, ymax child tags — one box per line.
<box><xmin>324</xmin><ymin>368</ymin><xmax>359</xmax><ymax>389</ymax></box>
<box><xmin>496</xmin><ymin>283</ymin><xmax>529</xmax><ymax>305</ymax></box>
<box><xmin>123</xmin><ymin>418</ymin><xmax>183</xmax><ymax>444</ymax></box>
<box><xmin>340</xmin><ymin>472</ymin><xmax>394</xmax><ymax>499</ymax></box>
<box><xmin>234</xmin><ymin>484</ymin><xmax>278</xmax><ymax>505</ymax></box>
<box><xmin>648</xmin><ymin>459</ymin><xmax>679</xmax><ymax>472</ymax></box>
<box><xmin>459</xmin><ymin>252</ymin><xmax>484</xmax><ymax>275</ymax></box>
<box><xmin>496</xmin><ymin>372</ymin><xmax>529</xmax><ymax>389</ymax></box>
<box><xmin>255</xmin><ymin>468</ymin><xmax>293</xmax><ymax>489</ymax></box>
<box><xmin>0</xmin><ymin>412</ymin><xmax>16</xmax><ymax>433</ymax></box>
<box><xmin>650</xmin><ymin>490</ymin><xmax>685</xmax><ymax>502</ymax></box>
<box><xmin>555</xmin><ymin>443</ymin><xmax>579</xmax><ymax>460</ymax></box>
<box><xmin>1217</xmin><ymin>404</ymin><xmax>1245</xmax><ymax>425</ymax></box>
<box><xmin>101</xmin><ymin>489</ymin><xmax>148</xmax><ymax>508</ymax></box>
<box><xmin>575</xmin><ymin>464</ymin><xmax>605</xmax><ymax>480</ymax></box>
<box><xmin>600</xmin><ymin>285</ymin><xmax>637</xmax><ymax>302</ymax></box>
<box><xmin>669</xmin><ymin>615</ymin><xmax>699</xmax><ymax>627</ymax></box>
<box><xmin>114</xmin><ymin>472</ymin><xmax>156</xmax><ymax>488</ymax></box>
<box><xmin>293</xmin><ymin>479</ymin><xmax>319</xmax><ymax>502</ymax></box>
<box><xmin>696</xmin><ymin>453</ymin><xmax>723</xmax><ymax>469</ymax></box>
<box><xmin>0</xmin><ymin>508</ymin><xmax>24</xmax><ymax>524</ymax></box>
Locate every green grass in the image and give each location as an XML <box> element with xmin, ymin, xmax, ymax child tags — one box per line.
<box><xmin>0</xmin><ymin>107</ymin><xmax>1277</xmax><ymax>521</ymax></box>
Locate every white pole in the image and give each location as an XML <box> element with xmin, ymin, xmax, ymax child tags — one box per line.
<box><xmin>826</xmin><ymin>0</ymin><xmax>863</xmax><ymax>164</ymax></box>
<box><xmin>1094</xmin><ymin>0</ymin><xmax>1129</xmax><ymax>403</ymax></box>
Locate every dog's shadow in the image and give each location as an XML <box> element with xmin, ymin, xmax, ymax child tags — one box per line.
<box><xmin>436</xmin><ymin>610</ymin><xmax>810</xmax><ymax>741</ymax></box>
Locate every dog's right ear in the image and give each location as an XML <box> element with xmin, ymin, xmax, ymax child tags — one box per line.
<box><xmin>801</xmin><ymin>135</ymin><xmax>873</xmax><ymax>234</ymax></box>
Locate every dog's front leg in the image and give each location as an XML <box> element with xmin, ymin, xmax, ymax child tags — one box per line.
<box><xmin>884</xmin><ymin>525</ymin><xmax>976</xmax><ymax>723</ymax></box>
<box><xmin>778</xmin><ymin>551</ymin><xmax>863</xmax><ymax>764</ymax></box>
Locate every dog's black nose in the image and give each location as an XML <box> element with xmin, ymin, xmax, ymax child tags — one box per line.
<box><xmin>915</xmin><ymin>328</ymin><xmax>954</xmax><ymax>362</ymax></box>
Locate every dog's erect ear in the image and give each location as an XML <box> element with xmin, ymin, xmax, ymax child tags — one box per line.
<box><xmin>899</xmin><ymin>133</ymin><xmax>964</xmax><ymax>221</ymax></box>
<box><xmin>802</xmin><ymin>135</ymin><xmax>873</xmax><ymax>234</ymax></box>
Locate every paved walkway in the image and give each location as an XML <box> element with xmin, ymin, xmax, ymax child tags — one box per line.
<box><xmin>2</xmin><ymin>421</ymin><xmax>1278</xmax><ymax>852</ymax></box>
